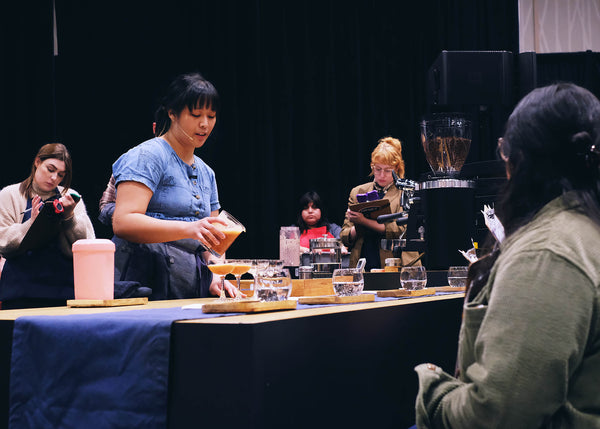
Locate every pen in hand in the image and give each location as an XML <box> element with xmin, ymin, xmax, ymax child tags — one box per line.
<box><xmin>20</xmin><ymin>191</ymin><xmax>82</xmax><ymax>214</ymax></box>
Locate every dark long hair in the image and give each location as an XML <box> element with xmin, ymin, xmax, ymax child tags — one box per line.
<box><xmin>467</xmin><ymin>82</ymin><xmax>600</xmax><ymax>300</ymax></box>
<box><xmin>19</xmin><ymin>143</ymin><xmax>72</xmax><ymax>197</ymax></box>
<box><xmin>154</xmin><ymin>72</ymin><xmax>220</xmax><ymax>137</ymax></box>
<box><xmin>296</xmin><ymin>191</ymin><xmax>331</xmax><ymax>234</ymax></box>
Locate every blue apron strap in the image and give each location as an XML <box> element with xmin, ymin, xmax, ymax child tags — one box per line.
<box><xmin>23</xmin><ymin>199</ymin><xmax>32</xmax><ymax>222</ymax></box>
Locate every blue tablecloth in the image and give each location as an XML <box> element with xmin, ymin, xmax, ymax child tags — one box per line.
<box><xmin>9</xmin><ymin>307</ymin><xmax>225</xmax><ymax>429</ymax></box>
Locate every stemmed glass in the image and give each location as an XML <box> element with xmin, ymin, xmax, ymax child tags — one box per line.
<box><xmin>227</xmin><ymin>259</ymin><xmax>253</xmax><ymax>298</ymax></box>
<box><xmin>207</xmin><ymin>262</ymin><xmax>234</xmax><ymax>299</ymax></box>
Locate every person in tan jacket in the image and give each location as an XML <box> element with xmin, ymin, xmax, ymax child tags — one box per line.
<box><xmin>340</xmin><ymin>136</ymin><xmax>417</xmax><ymax>270</ymax></box>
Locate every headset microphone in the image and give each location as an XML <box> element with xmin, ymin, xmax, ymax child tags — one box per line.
<box><xmin>171</xmin><ymin>116</ymin><xmax>194</xmax><ymax>141</ymax></box>
<box><xmin>177</xmin><ymin>122</ymin><xmax>194</xmax><ymax>141</ymax></box>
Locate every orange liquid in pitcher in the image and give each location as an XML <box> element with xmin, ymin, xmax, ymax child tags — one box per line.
<box><xmin>207</xmin><ymin>263</ymin><xmax>234</xmax><ymax>276</ymax></box>
<box><xmin>212</xmin><ymin>229</ymin><xmax>243</xmax><ymax>255</ymax></box>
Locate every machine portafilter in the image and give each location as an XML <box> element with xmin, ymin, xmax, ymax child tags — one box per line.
<box><xmin>378</xmin><ymin>172</ymin><xmax>425</xmax><ymax>256</ymax></box>
<box><xmin>376</xmin><ymin>172</ymin><xmax>416</xmax><ymax>225</ymax></box>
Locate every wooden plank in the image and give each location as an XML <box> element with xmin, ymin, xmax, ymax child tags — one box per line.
<box><xmin>291</xmin><ymin>278</ymin><xmax>334</xmax><ymax>297</ymax></box>
<box><xmin>298</xmin><ymin>294</ymin><xmax>375</xmax><ymax>305</ymax></box>
<box><xmin>433</xmin><ymin>286</ymin><xmax>466</xmax><ymax>293</ymax></box>
<box><xmin>67</xmin><ymin>297</ymin><xmax>149</xmax><ymax>307</ymax></box>
<box><xmin>377</xmin><ymin>288</ymin><xmax>436</xmax><ymax>298</ymax></box>
<box><xmin>202</xmin><ymin>299</ymin><xmax>297</xmax><ymax>314</ymax></box>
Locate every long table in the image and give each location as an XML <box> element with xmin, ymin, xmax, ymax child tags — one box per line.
<box><xmin>0</xmin><ymin>293</ymin><xmax>464</xmax><ymax>428</ymax></box>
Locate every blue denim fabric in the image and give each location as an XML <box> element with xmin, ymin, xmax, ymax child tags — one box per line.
<box><xmin>113</xmin><ymin>137</ymin><xmax>220</xmax><ymax>220</ymax></box>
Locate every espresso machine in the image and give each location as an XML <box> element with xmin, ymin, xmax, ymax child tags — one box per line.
<box><xmin>380</xmin><ymin>114</ymin><xmax>475</xmax><ymax>270</ymax></box>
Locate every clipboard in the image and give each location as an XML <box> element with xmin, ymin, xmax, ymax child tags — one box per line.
<box><xmin>348</xmin><ymin>198</ymin><xmax>391</xmax><ymax>220</ymax></box>
<box><xmin>17</xmin><ymin>202</ymin><xmax>64</xmax><ymax>254</ymax></box>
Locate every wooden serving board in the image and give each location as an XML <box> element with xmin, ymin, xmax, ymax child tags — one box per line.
<box><xmin>298</xmin><ymin>294</ymin><xmax>375</xmax><ymax>305</ymax></box>
<box><xmin>433</xmin><ymin>286</ymin><xmax>466</xmax><ymax>292</ymax></box>
<box><xmin>377</xmin><ymin>288</ymin><xmax>436</xmax><ymax>298</ymax></box>
<box><xmin>291</xmin><ymin>278</ymin><xmax>334</xmax><ymax>297</ymax></box>
<box><xmin>67</xmin><ymin>297</ymin><xmax>149</xmax><ymax>308</ymax></box>
<box><xmin>202</xmin><ymin>299</ymin><xmax>297</xmax><ymax>313</ymax></box>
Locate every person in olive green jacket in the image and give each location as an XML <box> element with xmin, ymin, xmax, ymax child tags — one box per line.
<box><xmin>414</xmin><ymin>83</ymin><xmax>600</xmax><ymax>428</ymax></box>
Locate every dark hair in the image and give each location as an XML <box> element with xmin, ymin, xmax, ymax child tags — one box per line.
<box><xmin>296</xmin><ymin>191</ymin><xmax>330</xmax><ymax>233</ymax></box>
<box><xmin>154</xmin><ymin>72</ymin><xmax>220</xmax><ymax>137</ymax></box>
<box><xmin>19</xmin><ymin>143</ymin><xmax>72</xmax><ymax>197</ymax></box>
<box><xmin>467</xmin><ymin>82</ymin><xmax>600</xmax><ymax>300</ymax></box>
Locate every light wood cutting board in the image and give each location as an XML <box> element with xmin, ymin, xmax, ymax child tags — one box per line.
<box><xmin>202</xmin><ymin>299</ymin><xmax>297</xmax><ymax>313</ymax></box>
<box><xmin>298</xmin><ymin>294</ymin><xmax>375</xmax><ymax>305</ymax></box>
<box><xmin>377</xmin><ymin>288</ymin><xmax>436</xmax><ymax>298</ymax></box>
<box><xmin>67</xmin><ymin>297</ymin><xmax>149</xmax><ymax>307</ymax></box>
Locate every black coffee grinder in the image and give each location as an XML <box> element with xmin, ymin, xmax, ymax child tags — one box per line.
<box><xmin>418</xmin><ymin>115</ymin><xmax>475</xmax><ymax>270</ymax></box>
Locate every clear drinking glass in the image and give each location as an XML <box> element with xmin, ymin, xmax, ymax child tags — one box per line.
<box><xmin>248</xmin><ymin>259</ymin><xmax>270</xmax><ymax>285</ymax></box>
<box><xmin>447</xmin><ymin>266</ymin><xmax>468</xmax><ymax>288</ymax></box>
<box><xmin>400</xmin><ymin>266</ymin><xmax>428</xmax><ymax>290</ymax></box>
<box><xmin>255</xmin><ymin>268</ymin><xmax>292</xmax><ymax>302</ymax></box>
<box><xmin>332</xmin><ymin>268</ymin><xmax>364</xmax><ymax>296</ymax></box>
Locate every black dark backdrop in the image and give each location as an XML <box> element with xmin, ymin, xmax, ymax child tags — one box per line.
<box><xmin>2</xmin><ymin>0</ymin><xmax>520</xmax><ymax>258</ymax></box>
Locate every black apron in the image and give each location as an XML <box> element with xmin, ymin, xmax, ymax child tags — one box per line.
<box><xmin>0</xmin><ymin>191</ymin><xmax>75</xmax><ymax>308</ymax></box>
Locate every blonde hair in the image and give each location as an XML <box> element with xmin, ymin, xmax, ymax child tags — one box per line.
<box><xmin>370</xmin><ymin>136</ymin><xmax>405</xmax><ymax>178</ymax></box>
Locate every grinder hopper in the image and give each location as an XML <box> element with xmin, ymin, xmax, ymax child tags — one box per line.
<box><xmin>420</xmin><ymin>115</ymin><xmax>472</xmax><ymax>177</ymax></box>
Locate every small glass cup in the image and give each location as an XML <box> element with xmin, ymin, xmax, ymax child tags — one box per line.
<box><xmin>447</xmin><ymin>266</ymin><xmax>469</xmax><ymax>288</ymax></box>
<box><xmin>248</xmin><ymin>259</ymin><xmax>270</xmax><ymax>294</ymax></box>
<box><xmin>332</xmin><ymin>268</ymin><xmax>364</xmax><ymax>296</ymax></box>
<box><xmin>384</xmin><ymin>257</ymin><xmax>402</xmax><ymax>272</ymax></box>
<box><xmin>206</xmin><ymin>210</ymin><xmax>246</xmax><ymax>257</ymax></box>
<box><xmin>400</xmin><ymin>266</ymin><xmax>427</xmax><ymax>290</ymax></box>
<box><xmin>255</xmin><ymin>268</ymin><xmax>292</xmax><ymax>302</ymax></box>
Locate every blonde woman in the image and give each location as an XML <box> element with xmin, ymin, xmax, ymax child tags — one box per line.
<box><xmin>341</xmin><ymin>136</ymin><xmax>415</xmax><ymax>270</ymax></box>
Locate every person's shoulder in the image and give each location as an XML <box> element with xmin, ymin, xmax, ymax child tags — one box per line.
<box><xmin>0</xmin><ymin>183</ymin><xmax>22</xmax><ymax>198</ymax></box>
<box><xmin>116</xmin><ymin>138</ymin><xmax>169</xmax><ymax>166</ymax></box>
<box><xmin>350</xmin><ymin>182</ymin><xmax>373</xmax><ymax>194</ymax></box>
<box><xmin>120</xmin><ymin>137</ymin><xmax>163</xmax><ymax>154</ymax></box>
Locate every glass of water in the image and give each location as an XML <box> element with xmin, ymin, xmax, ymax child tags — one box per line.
<box><xmin>400</xmin><ymin>266</ymin><xmax>427</xmax><ymax>290</ymax></box>
<box><xmin>332</xmin><ymin>268</ymin><xmax>364</xmax><ymax>296</ymax></box>
<box><xmin>447</xmin><ymin>266</ymin><xmax>469</xmax><ymax>288</ymax></box>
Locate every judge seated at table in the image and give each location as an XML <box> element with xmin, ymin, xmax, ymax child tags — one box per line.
<box><xmin>295</xmin><ymin>191</ymin><xmax>346</xmax><ymax>253</ymax></box>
